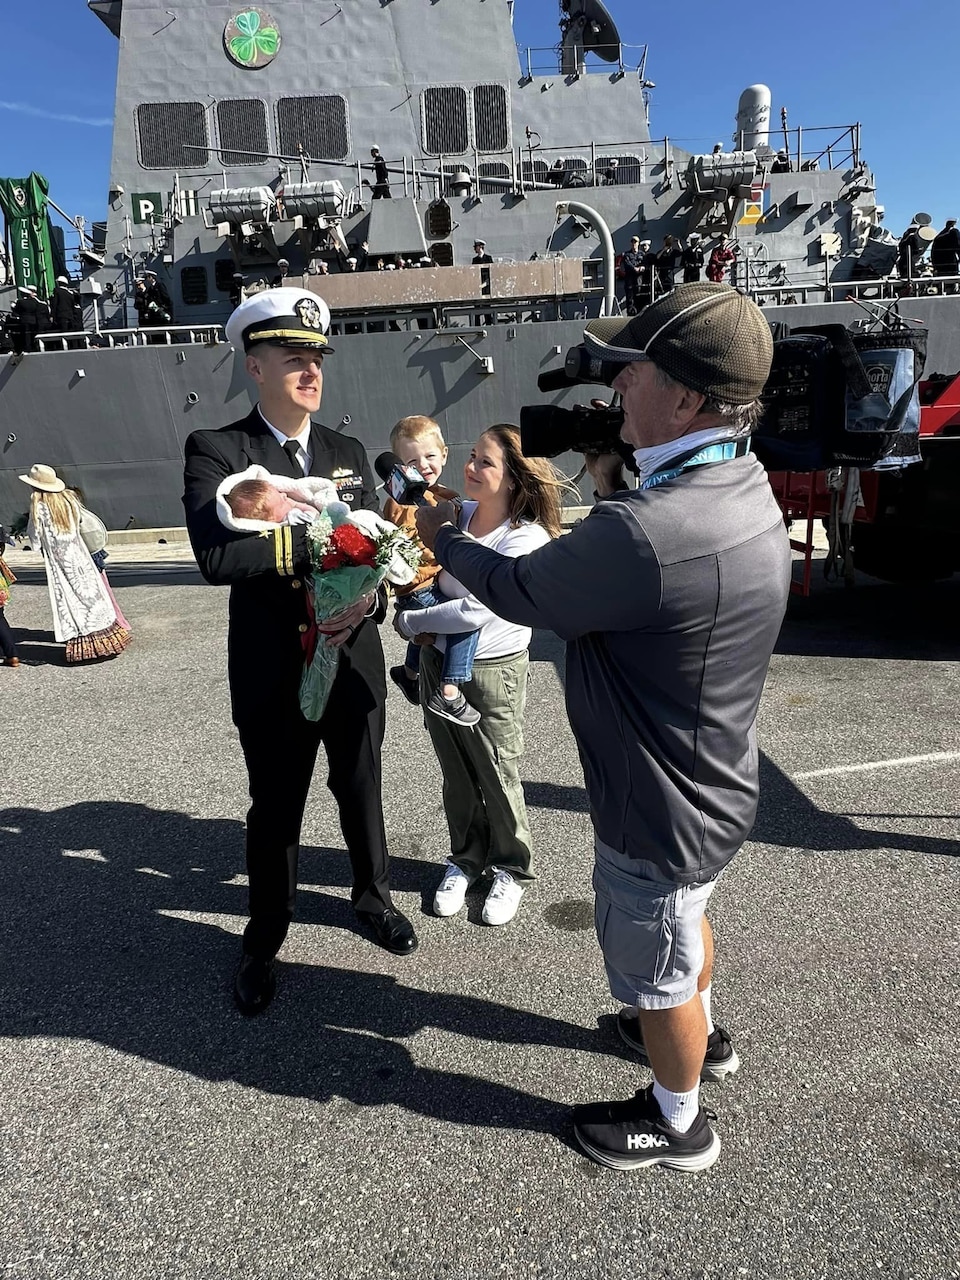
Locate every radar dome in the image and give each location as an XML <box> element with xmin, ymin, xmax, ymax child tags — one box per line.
<box><xmin>736</xmin><ymin>85</ymin><xmax>772</xmax><ymax>151</ymax></box>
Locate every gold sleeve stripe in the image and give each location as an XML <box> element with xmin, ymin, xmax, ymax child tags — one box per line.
<box><xmin>273</xmin><ymin>528</ymin><xmax>285</xmax><ymax>576</ymax></box>
<box><xmin>283</xmin><ymin>526</ymin><xmax>294</xmax><ymax>576</ymax></box>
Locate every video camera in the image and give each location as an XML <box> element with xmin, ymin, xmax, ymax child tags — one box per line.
<box><xmin>520</xmin><ymin>324</ymin><xmax>929</xmax><ymax>476</ymax></box>
<box><xmin>519</xmin><ymin>343</ymin><xmax>626</xmax><ymax>459</ymax></box>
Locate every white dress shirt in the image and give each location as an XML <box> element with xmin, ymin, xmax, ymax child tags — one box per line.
<box><xmin>258</xmin><ymin>406</ymin><xmax>313</xmax><ymax>474</ymax></box>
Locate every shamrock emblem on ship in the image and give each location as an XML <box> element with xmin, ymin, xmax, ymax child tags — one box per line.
<box><xmin>224</xmin><ymin>9</ymin><xmax>281</xmax><ymax>69</ymax></box>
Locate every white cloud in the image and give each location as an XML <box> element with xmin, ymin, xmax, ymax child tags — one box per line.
<box><xmin>0</xmin><ymin>100</ymin><xmax>112</xmax><ymax>127</ymax></box>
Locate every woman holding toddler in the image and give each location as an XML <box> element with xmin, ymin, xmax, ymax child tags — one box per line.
<box><xmin>394</xmin><ymin>423</ymin><xmax>565</xmax><ymax>926</ymax></box>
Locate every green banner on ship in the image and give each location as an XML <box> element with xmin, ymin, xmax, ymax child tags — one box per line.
<box><xmin>0</xmin><ymin>173</ymin><xmax>56</xmax><ymax>299</ymax></box>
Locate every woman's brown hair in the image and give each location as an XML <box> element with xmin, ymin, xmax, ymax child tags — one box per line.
<box><xmin>480</xmin><ymin>424</ymin><xmax>571</xmax><ymax>540</ymax></box>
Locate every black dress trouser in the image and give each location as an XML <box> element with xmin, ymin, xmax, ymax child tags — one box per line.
<box><xmin>0</xmin><ymin>609</ymin><xmax>15</xmax><ymax>658</ymax></box>
<box><xmin>236</xmin><ymin>676</ymin><xmax>392</xmax><ymax>960</ymax></box>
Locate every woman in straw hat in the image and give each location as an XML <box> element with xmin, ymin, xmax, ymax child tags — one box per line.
<box><xmin>20</xmin><ymin>464</ymin><xmax>131</xmax><ymax>663</ymax></box>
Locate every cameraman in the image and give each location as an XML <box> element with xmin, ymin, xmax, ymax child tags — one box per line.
<box><xmin>416</xmin><ymin>283</ymin><xmax>791</xmax><ymax>1173</ymax></box>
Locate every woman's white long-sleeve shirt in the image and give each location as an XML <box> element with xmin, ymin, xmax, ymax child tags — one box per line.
<box><xmin>397</xmin><ymin>501</ymin><xmax>551</xmax><ymax>660</ymax></box>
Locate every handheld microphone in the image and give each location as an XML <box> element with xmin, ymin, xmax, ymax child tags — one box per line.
<box><xmin>374</xmin><ymin>451</ymin><xmax>429</xmax><ymax>506</ymax></box>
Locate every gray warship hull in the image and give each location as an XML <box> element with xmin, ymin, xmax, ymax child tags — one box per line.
<box><xmin>3</xmin><ymin>295</ymin><xmax>960</xmax><ymax>532</ymax></box>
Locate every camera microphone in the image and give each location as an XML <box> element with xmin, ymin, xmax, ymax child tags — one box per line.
<box><xmin>374</xmin><ymin>451</ymin><xmax>429</xmax><ymax>506</ymax></box>
<box><xmin>537</xmin><ymin>368</ymin><xmax>576</xmax><ymax>393</ymax></box>
<box><xmin>537</xmin><ymin>345</ymin><xmax>622</xmax><ymax>394</ymax></box>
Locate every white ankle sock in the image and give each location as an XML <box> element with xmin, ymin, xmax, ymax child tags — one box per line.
<box><xmin>652</xmin><ymin>1078</ymin><xmax>700</xmax><ymax>1134</ymax></box>
<box><xmin>700</xmin><ymin>984</ymin><xmax>715</xmax><ymax>1035</ymax></box>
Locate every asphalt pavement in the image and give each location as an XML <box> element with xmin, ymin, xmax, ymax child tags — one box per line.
<box><xmin>1</xmin><ymin>542</ymin><xmax>958</xmax><ymax>1280</ymax></box>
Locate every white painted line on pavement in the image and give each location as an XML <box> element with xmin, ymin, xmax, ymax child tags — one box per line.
<box><xmin>794</xmin><ymin>751</ymin><xmax>960</xmax><ymax>781</ymax></box>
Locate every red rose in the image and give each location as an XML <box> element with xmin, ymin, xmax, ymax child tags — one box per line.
<box><xmin>321</xmin><ymin>522</ymin><xmax>378</xmax><ymax>571</ymax></box>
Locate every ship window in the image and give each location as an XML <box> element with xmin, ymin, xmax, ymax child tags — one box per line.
<box><xmin>594</xmin><ymin>155</ymin><xmax>642</xmax><ymax>185</ymax></box>
<box><xmin>478</xmin><ymin>162</ymin><xmax>510</xmax><ymax>195</ymax></box>
<box><xmin>473</xmin><ymin>84</ymin><xmax>510</xmax><ymax>152</ymax></box>
<box><xmin>426</xmin><ymin>199</ymin><xmax>453</xmax><ymax>238</ymax></box>
<box><xmin>563</xmin><ymin>157</ymin><xmax>589</xmax><ymax>173</ymax></box>
<box><xmin>422</xmin><ymin>86</ymin><xmax>469</xmax><ymax>156</ymax></box>
<box><xmin>214</xmin><ymin>259</ymin><xmax>237</xmax><ymax>291</ymax></box>
<box><xmin>217</xmin><ymin>99</ymin><xmax>269</xmax><ymax>168</ymax></box>
<box><xmin>430</xmin><ymin>243</ymin><xmax>454</xmax><ymax>267</ymax></box>
<box><xmin>277</xmin><ymin>95</ymin><xmax>349</xmax><ymax>161</ymax></box>
<box><xmin>137</xmin><ymin>102</ymin><xmax>209</xmax><ymax>169</ymax></box>
<box><xmin>180</xmin><ymin>266</ymin><xmax>209</xmax><ymax>306</ymax></box>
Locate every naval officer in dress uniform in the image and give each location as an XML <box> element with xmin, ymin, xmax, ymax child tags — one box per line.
<box><xmin>182</xmin><ymin>287</ymin><xmax>418</xmax><ymax>1016</ymax></box>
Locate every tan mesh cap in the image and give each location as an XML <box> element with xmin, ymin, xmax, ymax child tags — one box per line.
<box><xmin>584</xmin><ymin>282</ymin><xmax>774</xmax><ymax>404</ymax></box>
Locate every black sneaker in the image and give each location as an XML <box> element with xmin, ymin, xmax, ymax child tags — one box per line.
<box><xmin>573</xmin><ymin>1084</ymin><xmax>720</xmax><ymax>1172</ymax></box>
<box><xmin>389</xmin><ymin>665</ymin><xmax>421</xmax><ymax>707</ymax></box>
<box><xmin>426</xmin><ymin>689</ymin><xmax>480</xmax><ymax>727</ymax></box>
<box><xmin>617</xmin><ymin>1010</ymin><xmax>741</xmax><ymax>1082</ymax></box>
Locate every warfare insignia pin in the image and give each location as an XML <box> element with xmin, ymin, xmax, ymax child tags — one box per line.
<box><xmin>295</xmin><ymin>297</ymin><xmax>324</xmax><ymax>330</ymax></box>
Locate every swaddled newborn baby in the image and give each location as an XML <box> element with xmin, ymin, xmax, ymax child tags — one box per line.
<box><xmin>225</xmin><ymin>477</ymin><xmax>319</xmax><ymax>526</ymax></box>
<box><xmin>215</xmin><ymin>465</ymin><xmax>342</xmax><ymax>534</ymax></box>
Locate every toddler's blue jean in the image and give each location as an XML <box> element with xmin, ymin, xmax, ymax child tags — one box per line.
<box><xmin>397</xmin><ymin>584</ymin><xmax>479</xmax><ymax>684</ymax></box>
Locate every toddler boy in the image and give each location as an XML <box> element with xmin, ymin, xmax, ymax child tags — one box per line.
<box><xmin>384</xmin><ymin>415</ymin><xmax>479</xmax><ymax>728</ymax></box>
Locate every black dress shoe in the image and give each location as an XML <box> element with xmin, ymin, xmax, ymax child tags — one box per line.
<box><xmin>234</xmin><ymin>953</ymin><xmax>277</xmax><ymax>1015</ymax></box>
<box><xmin>356</xmin><ymin>907</ymin><xmax>419</xmax><ymax>955</ymax></box>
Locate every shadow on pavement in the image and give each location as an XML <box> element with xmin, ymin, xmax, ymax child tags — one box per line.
<box><xmin>523</xmin><ymin>756</ymin><xmax>960</xmax><ymax>860</ymax></box>
<box><xmin>754</xmin><ymin>754</ymin><xmax>960</xmax><ymax>858</ymax></box>
<box><xmin>0</xmin><ymin>802</ymin><xmax>608</xmax><ymax>1135</ymax></box>
<box><xmin>777</xmin><ymin>575</ymin><xmax>960</xmax><ymax>661</ymax></box>
<box><xmin>8</xmin><ymin>560</ymin><xmax>202</xmax><ymax>591</ymax></box>
<box><xmin>3</xmin><ymin>625</ymin><xmax>67</xmax><ymax>666</ymax></box>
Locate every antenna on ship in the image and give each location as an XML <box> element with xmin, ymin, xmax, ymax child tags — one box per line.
<box><xmin>559</xmin><ymin>0</ymin><xmax>622</xmax><ymax>77</ymax></box>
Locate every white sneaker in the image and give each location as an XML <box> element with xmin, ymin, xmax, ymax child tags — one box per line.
<box><xmin>433</xmin><ymin>862</ymin><xmax>475</xmax><ymax>917</ymax></box>
<box><xmin>481</xmin><ymin>868</ymin><xmax>525</xmax><ymax>926</ymax></box>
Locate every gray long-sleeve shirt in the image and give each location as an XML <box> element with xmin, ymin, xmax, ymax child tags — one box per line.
<box><xmin>433</xmin><ymin>454</ymin><xmax>791</xmax><ymax>884</ymax></box>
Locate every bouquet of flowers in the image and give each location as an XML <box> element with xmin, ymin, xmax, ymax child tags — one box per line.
<box><xmin>300</xmin><ymin>501</ymin><xmax>420</xmax><ymax>720</ymax></box>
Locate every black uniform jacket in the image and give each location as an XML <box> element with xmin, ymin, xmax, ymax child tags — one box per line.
<box><xmin>50</xmin><ymin>286</ymin><xmax>76</xmax><ymax>330</ymax></box>
<box><xmin>13</xmin><ymin>294</ymin><xmax>50</xmax><ymax>332</ymax></box>
<box><xmin>182</xmin><ymin>408</ymin><xmax>386</xmax><ymax>723</ymax></box>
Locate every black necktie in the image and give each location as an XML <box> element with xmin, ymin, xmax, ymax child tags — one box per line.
<box><xmin>283</xmin><ymin>440</ymin><xmax>303</xmax><ymax>477</ymax></box>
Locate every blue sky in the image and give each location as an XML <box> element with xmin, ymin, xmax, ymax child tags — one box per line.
<box><xmin>3</xmin><ymin>0</ymin><xmax>958</xmax><ymax>248</ymax></box>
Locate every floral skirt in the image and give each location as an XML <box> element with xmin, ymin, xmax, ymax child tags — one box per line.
<box><xmin>65</xmin><ymin>621</ymin><xmax>132</xmax><ymax>664</ymax></box>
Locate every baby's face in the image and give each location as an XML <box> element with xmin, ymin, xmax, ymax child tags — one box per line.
<box><xmin>261</xmin><ymin>488</ymin><xmax>298</xmax><ymax>522</ymax></box>
<box><xmin>398</xmin><ymin>436</ymin><xmax>448</xmax><ymax>487</ymax></box>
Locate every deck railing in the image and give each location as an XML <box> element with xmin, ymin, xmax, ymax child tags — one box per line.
<box><xmin>23</xmin><ymin>270</ymin><xmax>960</xmax><ymax>356</ymax></box>
<box><xmin>36</xmin><ymin>324</ymin><xmax>226</xmax><ymax>352</ymax></box>
<box><xmin>517</xmin><ymin>41</ymin><xmax>647</xmax><ymax>80</ymax></box>
<box><xmin>388</xmin><ymin>124</ymin><xmax>862</xmax><ymax>202</ymax></box>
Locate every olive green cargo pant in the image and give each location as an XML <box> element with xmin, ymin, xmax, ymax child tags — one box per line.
<box><xmin>420</xmin><ymin>645</ymin><xmax>535</xmax><ymax>883</ymax></box>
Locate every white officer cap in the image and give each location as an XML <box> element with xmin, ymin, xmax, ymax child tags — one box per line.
<box><xmin>224</xmin><ymin>286</ymin><xmax>334</xmax><ymax>353</ymax></box>
<box><xmin>56</xmin><ymin>275</ymin><xmax>69</xmax><ymax>284</ymax></box>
